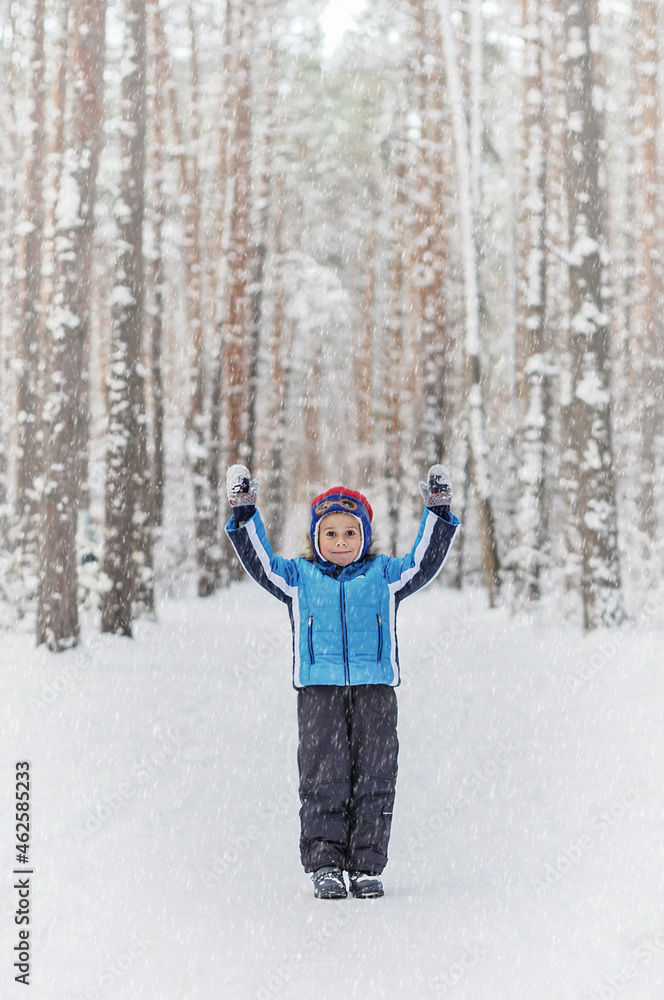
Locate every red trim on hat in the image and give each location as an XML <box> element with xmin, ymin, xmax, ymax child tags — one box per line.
<box><xmin>310</xmin><ymin>486</ymin><xmax>373</xmax><ymax>522</ymax></box>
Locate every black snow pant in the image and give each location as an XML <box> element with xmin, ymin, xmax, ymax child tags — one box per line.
<box><xmin>297</xmin><ymin>683</ymin><xmax>398</xmax><ymax>874</ymax></box>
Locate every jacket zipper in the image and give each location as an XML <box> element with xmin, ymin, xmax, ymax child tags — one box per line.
<box><xmin>376</xmin><ymin>614</ymin><xmax>383</xmax><ymax>663</ymax></box>
<box><xmin>307</xmin><ymin>616</ymin><xmax>315</xmax><ymax>664</ymax></box>
<box><xmin>340</xmin><ymin>582</ymin><xmax>350</xmax><ymax>685</ymax></box>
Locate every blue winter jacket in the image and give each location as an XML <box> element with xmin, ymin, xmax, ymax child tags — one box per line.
<box><xmin>226</xmin><ymin>507</ymin><xmax>460</xmax><ymax>689</ymax></box>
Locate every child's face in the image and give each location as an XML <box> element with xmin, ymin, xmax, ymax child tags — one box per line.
<box><xmin>318</xmin><ymin>512</ymin><xmax>362</xmax><ymax>566</ymax></box>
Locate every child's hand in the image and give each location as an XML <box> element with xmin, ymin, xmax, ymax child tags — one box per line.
<box><xmin>226</xmin><ymin>464</ymin><xmax>261</xmax><ymax>507</ymax></box>
<box><xmin>419</xmin><ymin>464</ymin><xmax>452</xmax><ymax>507</ymax></box>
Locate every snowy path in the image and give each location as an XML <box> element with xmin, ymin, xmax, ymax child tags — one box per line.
<box><xmin>2</xmin><ymin>583</ymin><xmax>663</xmax><ymax>1000</ymax></box>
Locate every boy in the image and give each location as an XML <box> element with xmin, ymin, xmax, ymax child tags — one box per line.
<box><xmin>225</xmin><ymin>465</ymin><xmax>459</xmax><ymax>898</ymax></box>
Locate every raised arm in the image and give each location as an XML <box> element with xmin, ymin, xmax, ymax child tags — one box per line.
<box><xmin>225</xmin><ymin>465</ymin><xmax>299</xmax><ymax>603</ymax></box>
<box><xmin>385</xmin><ymin>465</ymin><xmax>460</xmax><ymax>600</ymax></box>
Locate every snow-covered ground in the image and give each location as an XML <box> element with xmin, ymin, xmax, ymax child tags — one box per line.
<box><xmin>1</xmin><ymin>581</ymin><xmax>663</xmax><ymax>1000</ymax></box>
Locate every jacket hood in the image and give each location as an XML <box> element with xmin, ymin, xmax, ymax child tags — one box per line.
<box><xmin>309</xmin><ymin>486</ymin><xmax>373</xmax><ymax>562</ymax></box>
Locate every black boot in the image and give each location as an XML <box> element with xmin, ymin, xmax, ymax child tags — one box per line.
<box><xmin>311</xmin><ymin>866</ymin><xmax>347</xmax><ymax>899</ymax></box>
<box><xmin>348</xmin><ymin>871</ymin><xmax>383</xmax><ymax>898</ymax></box>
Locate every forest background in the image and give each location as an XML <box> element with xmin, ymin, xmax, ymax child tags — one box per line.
<box><xmin>1</xmin><ymin>0</ymin><xmax>662</xmax><ymax>650</ymax></box>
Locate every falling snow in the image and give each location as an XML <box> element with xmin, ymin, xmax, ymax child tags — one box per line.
<box><xmin>3</xmin><ymin>0</ymin><xmax>664</xmax><ymax>995</ymax></box>
<box><xmin>2</xmin><ymin>583</ymin><xmax>664</xmax><ymax>999</ymax></box>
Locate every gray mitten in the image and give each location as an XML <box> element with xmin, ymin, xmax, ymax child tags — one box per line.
<box><xmin>226</xmin><ymin>464</ymin><xmax>260</xmax><ymax>508</ymax></box>
<box><xmin>419</xmin><ymin>464</ymin><xmax>452</xmax><ymax>508</ymax></box>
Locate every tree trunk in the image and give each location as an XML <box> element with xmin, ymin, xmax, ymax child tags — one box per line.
<box><xmin>208</xmin><ymin>0</ymin><xmax>233</xmax><ymax>584</ymax></box>
<box><xmin>223</xmin><ymin>0</ymin><xmax>255</xmax><ymax>470</ymax></box>
<box><xmin>515</xmin><ymin>0</ymin><xmax>551</xmax><ymax>602</ymax></box>
<box><xmin>16</xmin><ymin>0</ymin><xmax>46</xmax><ymax>573</ymax></box>
<box><xmin>37</xmin><ymin>0</ymin><xmax>106</xmax><ymax>650</ymax></box>
<box><xmin>150</xmin><ymin>0</ymin><xmax>215</xmax><ymax>596</ymax></box>
<box><xmin>262</xmin><ymin>172</ymin><xmax>289</xmax><ymax>550</ymax></box>
<box><xmin>630</xmin><ymin>0</ymin><xmax>662</xmax><ymax>555</ymax></box>
<box><xmin>562</xmin><ymin>0</ymin><xmax>624</xmax><ymax>628</ymax></box>
<box><xmin>384</xmin><ymin>105</ymin><xmax>411</xmax><ymax>557</ymax></box>
<box><xmin>412</xmin><ymin>0</ymin><xmax>448</xmax><ymax>473</ymax></box>
<box><xmin>355</xmin><ymin>220</ymin><xmax>375</xmax><ymax>486</ymax></box>
<box><xmin>438</xmin><ymin>0</ymin><xmax>501</xmax><ymax>606</ymax></box>
<box><xmin>147</xmin><ymin>61</ymin><xmax>166</xmax><ymax>531</ymax></box>
<box><xmin>101</xmin><ymin>0</ymin><xmax>147</xmax><ymax>635</ymax></box>
<box><xmin>0</xmin><ymin>0</ymin><xmax>19</xmax><ymax>547</ymax></box>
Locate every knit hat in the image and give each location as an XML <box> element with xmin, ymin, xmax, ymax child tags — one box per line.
<box><xmin>310</xmin><ymin>486</ymin><xmax>373</xmax><ymax>563</ymax></box>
